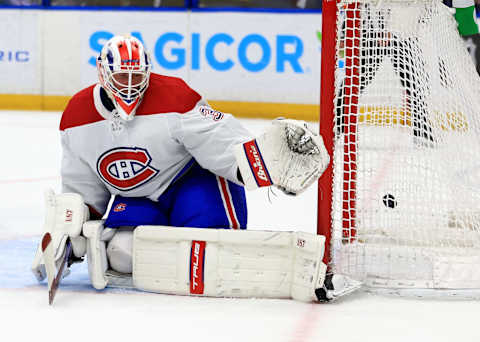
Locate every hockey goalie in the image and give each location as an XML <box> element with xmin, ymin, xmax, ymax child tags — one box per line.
<box><xmin>31</xmin><ymin>35</ymin><xmax>360</xmax><ymax>303</ymax></box>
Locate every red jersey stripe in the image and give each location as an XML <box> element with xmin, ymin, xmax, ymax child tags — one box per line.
<box><xmin>217</xmin><ymin>176</ymin><xmax>240</xmax><ymax>229</ymax></box>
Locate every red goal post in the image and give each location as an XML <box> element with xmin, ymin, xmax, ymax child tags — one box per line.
<box><xmin>319</xmin><ymin>0</ymin><xmax>360</xmax><ymax>266</ymax></box>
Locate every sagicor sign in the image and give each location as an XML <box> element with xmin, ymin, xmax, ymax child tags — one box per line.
<box><xmin>89</xmin><ymin>31</ymin><xmax>304</xmax><ymax>73</ymax></box>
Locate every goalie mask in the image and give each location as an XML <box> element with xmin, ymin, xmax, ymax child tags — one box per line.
<box><xmin>97</xmin><ymin>35</ymin><xmax>151</xmax><ymax>121</ymax></box>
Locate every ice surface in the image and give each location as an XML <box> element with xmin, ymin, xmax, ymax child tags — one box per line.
<box><xmin>0</xmin><ymin>111</ymin><xmax>478</xmax><ymax>342</ymax></box>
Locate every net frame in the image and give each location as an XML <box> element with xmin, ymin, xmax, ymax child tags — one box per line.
<box><xmin>318</xmin><ymin>0</ymin><xmax>480</xmax><ymax>297</ymax></box>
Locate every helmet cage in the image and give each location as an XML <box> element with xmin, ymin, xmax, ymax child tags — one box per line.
<box><xmin>97</xmin><ymin>36</ymin><xmax>151</xmax><ymax>120</ymax></box>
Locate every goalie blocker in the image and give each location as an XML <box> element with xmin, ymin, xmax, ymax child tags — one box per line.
<box><xmin>83</xmin><ymin>222</ymin><xmax>361</xmax><ymax>302</ymax></box>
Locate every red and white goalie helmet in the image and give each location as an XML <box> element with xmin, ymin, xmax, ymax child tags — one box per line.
<box><xmin>97</xmin><ymin>35</ymin><xmax>151</xmax><ymax>121</ymax></box>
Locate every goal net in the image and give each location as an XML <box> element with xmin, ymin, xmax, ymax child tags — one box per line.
<box><xmin>318</xmin><ymin>0</ymin><xmax>480</xmax><ymax>295</ymax></box>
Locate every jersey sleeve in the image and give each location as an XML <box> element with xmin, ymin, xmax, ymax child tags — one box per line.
<box><xmin>170</xmin><ymin>104</ymin><xmax>253</xmax><ymax>184</ymax></box>
<box><xmin>60</xmin><ymin>130</ymin><xmax>111</xmax><ymax>215</ymax></box>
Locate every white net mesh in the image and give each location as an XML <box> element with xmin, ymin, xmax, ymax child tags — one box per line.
<box><xmin>329</xmin><ymin>0</ymin><xmax>480</xmax><ymax>293</ymax></box>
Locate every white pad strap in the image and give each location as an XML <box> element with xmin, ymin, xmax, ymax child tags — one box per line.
<box><xmin>132</xmin><ymin>226</ymin><xmax>327</xmax><ymax>302</ymax></box>
<box><xmin>83</xmin><ymin>220</ymin><xmax>109</xmax><ymax>290</ymax></box>
<box><xmin>234</xmin><ymin>118</ymin><xmax>330</xmax><ymax>195</ymax></box>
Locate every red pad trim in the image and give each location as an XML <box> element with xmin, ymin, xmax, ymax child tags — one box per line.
<box><xmin>242</xmin><ymin>139</ymin><xmax>273</xmax><ymax>188</ymax></box>
<box><xmin>41</xmin><ymin>232</ymin><xmax>52</xmax><ymax>253</ymax></box>
<box><xmin>190</xmin><ymin>240</ymin><xmax>206</xmax><ymax>295</ymax></box>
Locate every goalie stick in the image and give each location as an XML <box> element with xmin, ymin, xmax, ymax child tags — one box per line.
<box><xmin>41</xmin><ymin>232</ymin><xmax>74</xmax><ymax>305</ymax></box>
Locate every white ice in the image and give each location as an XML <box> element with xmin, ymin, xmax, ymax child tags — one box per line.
<box><xmin>0</xmin><ymin>110</ymin><xmax>478</xmax><ymax>342</ymax></box>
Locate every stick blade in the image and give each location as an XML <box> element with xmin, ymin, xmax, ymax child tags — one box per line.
<box><xmin>47</xmin><ymin>239</ymin><xmax>72</xmax><ymax>306</ymax></box>
<box><xmin>48</xmin><ymin>288</ymin><xmax>55</xmax><ymax>305</ymax></box>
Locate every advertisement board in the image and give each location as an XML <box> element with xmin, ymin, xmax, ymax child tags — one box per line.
<box><xmin>0</xmin><ymin>10</ymin><xmax>41</xmax><ymax>94</ymax></box>
<box><xmin>188</xmin><ymin>12</ymin><xmax>321</xmax><ymax>104</ymax></box>
<box><xmin>1</xmin><ymin>9</ymin><xmax>322</xmax><ymax>117</ymax></box>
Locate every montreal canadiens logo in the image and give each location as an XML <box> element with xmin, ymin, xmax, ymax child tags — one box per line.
<box><xmin>97</xmin><ymin>147</ymin><xmax>159</xmax><ymax>191</ymax></box>
<box><xmin>113</xmin><ymin>203</ymin><xmax>127</xmax><ymax>212</ymax></box>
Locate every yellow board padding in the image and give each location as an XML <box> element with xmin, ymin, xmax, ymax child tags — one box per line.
<box><xmin>358</xmin><ymin>106</ymin><xmax>468</xmax><ymax>132</ymax></box>
<box><xmin>208</xmin><ymin>100</ymin><xmax>319</xmax><ymax>121</ymax></box>
<box><xmin>0</xmin><ymin>94</ymin><xmax>320</xmax><ymax>121</ymax></box>
<box><xmin>0</xmin><ymin>94</ymin><xmax>70</xmax><ymax>111</ymax></box>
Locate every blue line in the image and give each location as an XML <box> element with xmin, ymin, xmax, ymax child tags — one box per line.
<box><xmin>0</xmin><ymin>5</ymin><xmax>321</xmax><ymax>13</ymax></box>
<box><xmin>34</xmin><ymin>6</ymin><xmax>188</xmax><ymax>11</ymax></box>
<box><xmin>0</xmin><ymin>5</ymin><xmax>44</xmax><ymax>9</ymax></box>
<box><xmin>190</xmin><ymin>7</ymin><xmax>321</xmax><ymax>14</ymax></box>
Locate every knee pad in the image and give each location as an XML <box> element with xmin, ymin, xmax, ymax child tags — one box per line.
<box><xmin>107</xmin><ymin>227</ymin><xmax>134</xmax><ymax>274</ymax></box>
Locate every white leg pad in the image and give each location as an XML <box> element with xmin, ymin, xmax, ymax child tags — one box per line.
<box><xmin>132</xmin><ymin>226</ymin><xmax>326</xmax><ymax>302</ymax></box>
<box><xmin>83</xmin><ymin>220</ymin><xmax>109</xmax><ymax>290</ymax></box>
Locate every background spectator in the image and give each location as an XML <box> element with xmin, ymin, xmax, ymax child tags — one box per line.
<box><xmin>198</xmin><ymin>0</ymin><xmax>320</xmax><ymax>9</ymax></box>
<box><xmin>0</xmin><ymin>0</ymin><xmax>41</xmax><ymax>5</ymax></box>
<box><xmin>48</xmin><ymin>0</ymin><xmax>183</xmax><ymax>6</ymax></box>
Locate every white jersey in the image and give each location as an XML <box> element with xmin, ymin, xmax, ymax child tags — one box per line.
<box><xmin>60</xmin><ymin>73</ymin><xmax>253</xmax><ymax>214</ymax></box>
